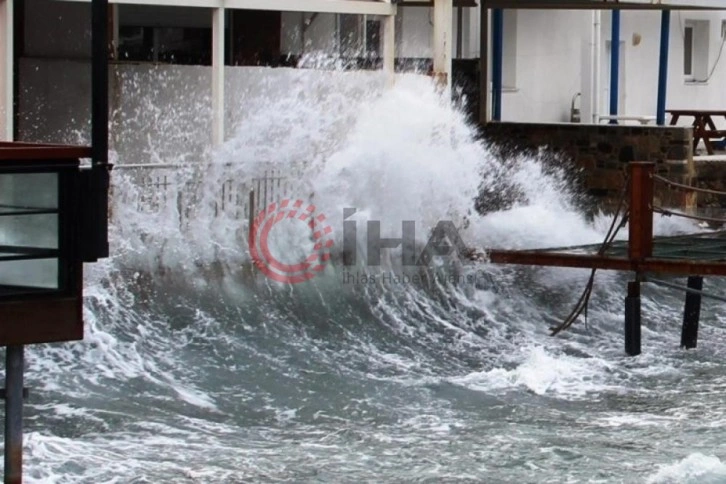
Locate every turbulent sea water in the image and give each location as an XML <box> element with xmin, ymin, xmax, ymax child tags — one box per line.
<box><xmin>10</xmin><ymin>71</ymin><xmax>726</xmax><ymax>483</ymax></box>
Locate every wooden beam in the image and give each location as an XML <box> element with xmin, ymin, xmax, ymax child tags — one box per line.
<box><xmin>56</xmin><ymin>0</ymin><xmax>397</xmax><ymax>15</ymax></box>
<box><xmin>488</xmin><ymin>251</ymin><xmax>635</xmax><ymax>271</ymax></box>
<box><xmin>400</xmin><ymin>0</ymin><xmax>478</xmax><ymax>6</ymax></box>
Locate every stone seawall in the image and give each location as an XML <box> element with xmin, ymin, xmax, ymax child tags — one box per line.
<box><xmin>481</xmin><ymin>122</ymin><xmax>695</xmax><ymax>212</ymax></box>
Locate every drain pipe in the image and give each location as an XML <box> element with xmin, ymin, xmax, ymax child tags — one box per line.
<box><xmin>656</xmin><ymin>10</ymin><xmax>671</xmax><ymax>126</ymax></box>
<box><xmin>593</xmin><ymin>10</ymin><xmax>601</xmax><ymax>124</ymax></box>
<box><xmin>492</xmin><ymin>8</ymin><xmax>503</xmax><ymax>121</ymax></box>
<box><xmin>609</xmin><ymin>9</ymin><xmax>621</xmax><ymax>123</ymax></box>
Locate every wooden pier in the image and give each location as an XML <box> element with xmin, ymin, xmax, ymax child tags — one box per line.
<box><xmin>487</xmin><ymin>162</ymin><xmax>726</xmax><ymax>355</ymax></box>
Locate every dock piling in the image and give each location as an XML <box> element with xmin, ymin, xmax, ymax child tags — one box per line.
<box><xmin>4</xmin><ymin>345</ymin><xmax>24</xmax><ymax>484</ymax></box>
<box><xmin>625</xmin><ymin>281</ymin><xmax>642</xmax><ymax>356</ymax></box>
<box><xmin>681</xmin><ymin>275</ymin><xmax>703</xmax><ymax>349</ymax></box>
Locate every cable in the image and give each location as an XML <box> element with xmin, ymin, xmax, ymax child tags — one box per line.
<box><xmin>645</xmin><ymin>276</ymin><xmax>726</xmax><ymax>304</ymax></box>
<box><xmin>653</xmin><ymin>174</ymin><xmax>726</xmax><ymax>197</ymax></box>
<box><xmin>653</xmin><ymin>206</ymin><xmax>726</xmax><ymax>224</ymax></box>
<box><xmin>550</xmin><ymin>177</ymin><xmax>629</xmax><ymax>336</ymax></box>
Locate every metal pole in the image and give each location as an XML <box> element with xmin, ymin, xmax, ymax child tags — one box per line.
<box><xmin>89</xmin><ymin>0</ymin><xmax>110</xmax><ymax>261</ymax></box>
<box><xmin>656</xmin><ymin>10</ymin><xmax>671</xmax><ymax>126</ymax></box>
<box><xmin>625</xmin><ymin>281</ymin><xmax>641</xmax><ymax>356</ymax></box>
<box><xmin>681</xmin><ymin>275</ymin><xmax>703</xmax><ymax>349</ymax></box>
<box><xmin>479</xmin><ymin>4</ymin><xmax>489</xmax><ymax>124</ymax></box>
<box><xmin>609</xmin><ymin>9</ymin><xmax>620</xmax><ymax>123</ymax></box>
<box><xmin>4</xmin><ymin>345</ymin><xmax>24</xmax><ymax>484</ymax></box>
<box><xmin>491</xmin><ymin>8</ymin><xmax>503</xmax><ymax>121</ymax></box>
<box><xmin>248</xmin><ymin>190</ymin><xmax>255</xmax><ymax>250</ymax></box>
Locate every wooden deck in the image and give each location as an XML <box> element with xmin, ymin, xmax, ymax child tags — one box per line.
<box><xmin>489</xmin><ymin>230</ymin><xmax>726</xmax><ymax>276</ymax></box>
<box><xmin>486</xmin><ymin>161</ymin><xmax>726</xmax><ymax>355</ymax></box>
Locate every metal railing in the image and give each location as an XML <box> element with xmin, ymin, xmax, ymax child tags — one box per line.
<box><xmin>110</xmin><ymin>163</ymin><xmax>302</xmax><ymax>228</ymax></box>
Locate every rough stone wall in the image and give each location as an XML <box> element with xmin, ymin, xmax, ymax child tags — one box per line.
<box><xmin>481</xmin><ymin>122</ymin><xmax>695</xmax><ymax>212</ymax></box>
<box><xmin>691</xmin><ymin>159</ymin><xmax>726</xmax><ymax>217</ymax></box>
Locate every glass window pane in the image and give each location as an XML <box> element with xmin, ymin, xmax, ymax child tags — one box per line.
<box><xmin>0</xmin><ymin>259</ymin><xmax>58</xmax><ymax>290</ymax></box>
<box><xmin>0</xmin><ymin>172</ymin><xmax>60</xmax><ymax>292</ymax></box>
<box><xmin>684</xmin><ymin>27</ymin><xmax>693</xmax><ymax>76</ymax></box>
<box><xmin>0</xmin><ymin>214</ymin><xmax>58</xmax><ymax>249</ymax></box>
<box><xmin>0</xmin><ymin>173</ymin><xmax>58</xmax><ymax>211</ymax></box>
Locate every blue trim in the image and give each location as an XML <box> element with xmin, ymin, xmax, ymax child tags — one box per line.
<box><xmin>657</xmin><ymin>11</ymin><xmax>670</xmax><ymax>126</ymax></box>
<box><xmin>609</xmin><ymin>10</ymin><xmax>620</xmax><ymax>124</ymax></box>
<box><xmin>492</xmin><ymin>9</ymin><xmax>503</xmax><ymax>121</ymax></box>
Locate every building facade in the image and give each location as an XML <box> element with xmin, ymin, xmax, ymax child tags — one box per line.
<box><xmin>2</xmin><ymin>0</ymin><xmax>726</xmax><ymax>157</ymax></box>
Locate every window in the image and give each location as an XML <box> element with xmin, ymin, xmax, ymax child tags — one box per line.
<box><xmin>683</xmin><ymin>20</ymin><xmax>709</xmax><ymax>82</ymax></box>
<box><xmin>118</xmin><ymin>26</ymin><xmax>212</xmax><ymax>65</ymax></box>
<box><xmin>684</xmin><ymin>25</ymin><xmax>693</xmax><ymax>77</ymax></box>
<box><xmin>502</xmin><ymin>10</ymin><xmax>517</xmax><ymax>90</ymax></box>
<box><xmin>338</xmin><ymin>14</ymin><xmax>380</xmax><ymax>61</ymax></box>
<box><xmin>117</xmin><ymin>5</ymin><xmax>216</xmax><ymax>65</ymax></box>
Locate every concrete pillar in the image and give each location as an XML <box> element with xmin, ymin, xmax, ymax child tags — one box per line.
<box><xmin>212</xmin><ymin>8</ymin><xmax>225</xmax><ymax>146</ymax></box>
<box><xmin>382</xmin><ymin>4</ymin><xmax>396</xmax><ymax>82</ymax></box>
<box><xmin>432</xmin><ymin>0</ymin><xmax>453</xmax><ymax>89</ymax></box>
<box><xmin>0</xmin><ymin>0</ymin><xmax>13</xmax><ymax>140</ymax></box>
<box><xmin>479</xmin><ymin>3</ymin><xmax>489</xmax><ymax>124</ymax></box>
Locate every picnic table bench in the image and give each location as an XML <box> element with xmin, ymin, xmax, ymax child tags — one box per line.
<box><xmin>667</xmin><ymin>109</ymin><xmax>726</xmax><ymax>155</ymax></box>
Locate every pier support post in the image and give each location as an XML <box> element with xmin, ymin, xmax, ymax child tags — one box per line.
<box><xmin>625</xmin><ymin>163</ymin><xmax>653</xmax><ymax>356</ymax></box>
<box><xmin>4</xmin><ymin>345</ymin><xmax>24</xmax><ymax>484</ymax></box>
<box><xmin>382</xmin><ymin>7</ymin><xmax>396</xmax><ymax>83</ymax></box>
<box><xmin>625</xmin><ymin>281</ymin><xmax>641</xmax><ymax>356</ymax></box>
<box><xmin>628</xmin><ymin>162</ymin><xmax>654</xmax><ymax>261</ymax></box>
<box><xmin>681</xmin><ymin>275</ymin><xmax>703</xmax><ymax>349</ymax></box>
<box><xmin>433</xmin><ymin>0</ymin><xmax>453</xmax><ymax>89</ymax></box>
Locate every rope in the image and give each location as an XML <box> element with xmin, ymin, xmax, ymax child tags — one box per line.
<box><xmin>653</xmin><ymin>174</ymin><xmax>726</xmax><ymax>197</ymax></box>
<box><xmin>653</xmin><ymin>206</ymin><xmax>726</xmax><ymax>225</ymax></box>
<box><xmin>645</xmin><ymin>277</ymin><xmax>726</xmax><ymax>304</ymax></box>
<box><xmin>549</xmin><ymin>178</ymin><xmax>629</xmax><ymax>336</ymax></box>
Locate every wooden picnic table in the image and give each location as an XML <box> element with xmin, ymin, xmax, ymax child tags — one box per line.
<box><xmin>668</xmin><ymin>109</ymin><xmax>726</xmax><ymax>155</ymax></box>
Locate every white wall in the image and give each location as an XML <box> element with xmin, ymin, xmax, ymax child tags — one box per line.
<box><xmin>496</xmin><ymin>9</ymin><xmax>726</xmax><ymax>125</ymax></box>
<box><xmin>501</xmin><ymin>10</ymin><xmax>590</xmax><ymax>123</ymax></box>
<box><xmin>0</xmin><ymin>0</ymin><xmax>12</xmax><ymax>139</ymax></box>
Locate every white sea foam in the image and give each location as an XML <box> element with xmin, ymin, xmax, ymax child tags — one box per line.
<box><xmin>449</xmin><ymin>345</ymin><xmax>616</xmax><ymax>399</ymax></box>
<box><xmin>647</xmin><ymin>453</ymin><xmax>726</xmax><ymax>484</ymax></box>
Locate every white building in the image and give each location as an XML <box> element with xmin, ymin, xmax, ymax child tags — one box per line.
<box><xmin>1</xmin><ymin>0</ymin><xmax>726</xmax><ymax>158</ymax></box>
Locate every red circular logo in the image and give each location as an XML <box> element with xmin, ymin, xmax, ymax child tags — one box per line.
<box><xmin>249</xmin><ymin>199</ymin><xmax>334</xmax><ymax>284</ymax></box>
